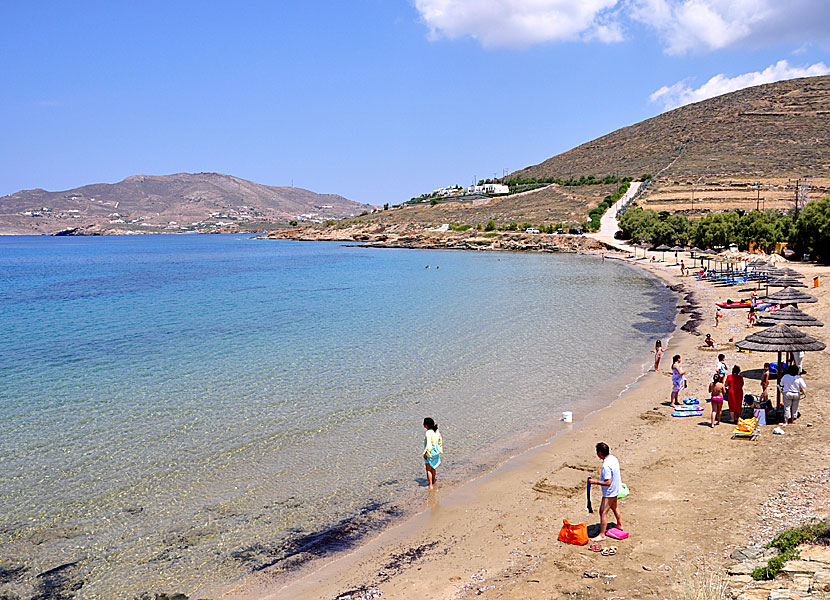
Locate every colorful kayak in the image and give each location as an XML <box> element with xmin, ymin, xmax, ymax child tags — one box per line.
<box><xmin>716</xmin><ymin>301</ymin><xmax>769</xmax><ymax>309</ymax></box>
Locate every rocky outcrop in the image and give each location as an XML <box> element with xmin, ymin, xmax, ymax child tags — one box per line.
<box><xmin>264</xmin><ymin>225</ymin><xmax>610</xmax><ymax>254</ymax></box>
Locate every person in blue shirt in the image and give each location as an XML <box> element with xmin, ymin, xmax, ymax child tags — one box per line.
<box><xmin>589</xmin><ymin>442</ymin><xmax>623</xmax><ymax>541</ymax></box>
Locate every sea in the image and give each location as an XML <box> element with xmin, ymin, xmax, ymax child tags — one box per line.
<box><xmin>0</xmin><ymin>234</ymin><xmax>676</xmax><ymax>599</ymax></box>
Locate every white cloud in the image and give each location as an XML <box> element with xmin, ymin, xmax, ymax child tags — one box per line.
<box><xmin>414</xmin><ymin>0</ymin><xmax>830</xmax><ymax>52</ymax></box>
<box><xmin>629</xmin><ymin>0</ymin><xmax>830</xmax><ymax>55</ymax></box>
<box><xmin>413</xmin><ymin>0</ymin><xmax>622</xmax><ymax>48</ymax></box>
<box><xmin>650</xmin><ymin>60</ymin><xmax>830</xmax><ymax>111</ymax></box>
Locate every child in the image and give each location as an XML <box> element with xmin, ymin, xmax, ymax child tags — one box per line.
<box><xmin>748</xmin><ymin>307</ymin><xmax>756</xmax><ymax>327</ymax></box>
<box><xmin>670</xmin><ymin>355</ymin><xmax>685</xmax><ymax>408</ymax></box>
<box><xmin>716</xmin><ymin>354</ymin><xmax>728</xmax><ymax>377</ymax></box>
<box><xmin>760</xmin><ymin>363</ymin><xmax>770</xmax><ymax>403</ymax></box>
<box><xmin>715</xmin><ymin>307</ymin><xmax>723</xmax><ymax>328</ymax></box>
<box><xmin>651</xmin><ymin>340</ymin><xmax>664</xmax><ymax>371</ymax></box>
<box><xmin>709</xmin><ymin>373</ymin><xmax>725</xmax><ymax>427</ymax></box>
<box><xmin>422</xmin><ymin>417</ymin><xmax>442</xmax><ymax>489</ymax></box>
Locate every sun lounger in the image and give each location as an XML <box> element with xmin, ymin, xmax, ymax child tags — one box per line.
<box><xmin>731</xmin><ymin>415</ymin><xmax>760</xmax><ymax>441</ymax></box>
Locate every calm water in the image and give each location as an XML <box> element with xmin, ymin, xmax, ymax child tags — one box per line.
<box><xmin>0</xmin><ymin>235</ymin><xmax>675</xmax><ymax>599</ymax></box>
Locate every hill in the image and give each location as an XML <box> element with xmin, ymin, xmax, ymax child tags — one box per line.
<box><xmin>514</xmin><ymin>75</ymin><xmax>830</xmax><ymax>182</ymax></box>
<box><xmin>346</xmin><ymin>76</ymin><xmax>830</xmax><ymax>231</ymax></box>
<box><xmin>0</xmin><ymin>172</ymin><xmax>374</xmax><ymax>234</ymax></box>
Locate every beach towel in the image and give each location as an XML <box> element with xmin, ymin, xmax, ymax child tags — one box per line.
<box><xmin>558</xmin><ymin>519</ymin><xmax>589</xmax><ymax>546</ymax></box>
<box><xmin>606</xmin><ymin>527</ymin><xmax>629</xmax><ymax>540</ymax></box>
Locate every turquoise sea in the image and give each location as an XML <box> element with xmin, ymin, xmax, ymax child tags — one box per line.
<box><xmin>0</xmin><ymin>234</ymin><xmax>675</xmax><ymax>599</ymax></box>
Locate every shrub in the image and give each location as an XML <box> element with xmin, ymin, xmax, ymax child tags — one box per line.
<box><xmin>484</xmin><ymin>220</ymin><xmax>496</xmax><ymax>231</ymax></box>
<box><xmin>289</xmin><ymin>220</ymin><xmax>298</xmax><ymax>226</ymax></box>
<box><xmin>752</xmin><ymin>520</ymin><xmax>830</xmax><ymax>580</ymax></box>
<box><xmin>484</xmin><ymin>232</ymin><xmax>499</xmax><ymax>238</ymax></box>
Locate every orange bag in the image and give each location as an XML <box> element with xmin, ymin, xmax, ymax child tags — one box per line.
<box><xmin>558</xmin><ymin>519</ymin><xmax>589</xmax><ymax>546</ymax></box>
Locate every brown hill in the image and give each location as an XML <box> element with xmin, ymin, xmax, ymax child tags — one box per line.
<box><xmin>0</xmin><ymin>172</ymin><xmax>374</xmax><ymax>234</ymax></box>
<box><xmin>348</xmin><ymin>76</ymin><xmax>830</xmax><ymax>231</ymax></box>
<box><xmin>515</xmin><ymin>75</ymin><xmax>830</xmax><ymax>182</ymax></box>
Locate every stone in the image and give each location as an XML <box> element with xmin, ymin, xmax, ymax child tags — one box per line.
<box><xmin>729</xmin><ymin>562</ymin><xmax>763</xmax><ymax>576</ymax></box>
<box><xmin>779</xmin><ymin>560</ymin><xmax>819</xmax><ymax>575</ymax></box>
<box><xmin>732</xmin><ymin>546</ymin><xmax>766</xmax><ymax>561</ymax></box>
<box><xmin>798</xmin><ymin>545</ymin><xmax>830</xmax><ymax>564</ymax></box>
<box><xmin>736</xmin><ymin>589</ymin><xmax>773</xmax><ymax>600</ymax></box>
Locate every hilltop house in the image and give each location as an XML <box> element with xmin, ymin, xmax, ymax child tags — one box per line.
<box><xmin>466</xmin><ymin>183</ymin><xmax>509</xmax><ymax>195</ymax></box>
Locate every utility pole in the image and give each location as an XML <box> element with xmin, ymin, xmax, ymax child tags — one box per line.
<box><xmin>792</xmin><ymin>178</ymin><xmax>800</xmax><ymax>219</ymax></box>
<box><xmin>691</xmin><ymin>187</ymin><xmax>694</xmax><ymax>211</ymax></box>
<box><xmin>755</xmin><ymin>182</ymin><xmax>760</xmax><ymax>211</ymax></box>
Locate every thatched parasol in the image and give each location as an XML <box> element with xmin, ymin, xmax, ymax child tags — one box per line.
<box><xmin>655</xmin><ymin>244</ymin><xmax>671</xmax><ymax>261</ymax></box>
<box><xmin>737</xmin><ymin>323</ymin><xmax>825</xmax><ymax>351</ymax></box>
<box><xmin>736</xmin><ymin>323</ymin><xmax>825</xmax><ymax>404</ymax></box>
<box><xmin>767</xmin><ymin>277</ymin><xmax>807</xmax><ymax>288</ymax></box>
<box><xmin>757</xmin><ymin>305</ymin><xmax>824</xmax><ymax>327</ymax></box>
<box><xmin>763</xmin><ymin>287</ymin><xmax>818</xmax><ymax>306</ymax></box>
<box><xmin>776</xmin><ymin>267</ymin><xmax>805</xmax><ymax>279</ymax></box>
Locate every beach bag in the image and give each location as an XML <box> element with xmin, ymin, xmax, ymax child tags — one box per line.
<box><xmin>617</xmin><ymin>483</ymin><xmax>630</xmax><ymax>499</ymax></box>
<box><xmin>558</xmin><ymin>519</ymin><xmax>589</xmax><ymax>546</ymax></box>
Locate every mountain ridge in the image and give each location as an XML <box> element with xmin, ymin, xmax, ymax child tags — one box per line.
<box><xmin>0</xmin><ymin>172</ymin><xmax>374</xmax><ymax>234</ymax></box>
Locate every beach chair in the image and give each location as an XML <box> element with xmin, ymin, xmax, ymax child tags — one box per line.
<box><xmin>731</xmin><ymin>415</ymin><xmax>760</xmax><ymax>441</ymax></box>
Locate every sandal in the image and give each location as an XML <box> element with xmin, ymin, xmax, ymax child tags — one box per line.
<box><xmin>601</xmin><ymin>546</ymin><xmax>617</xmax><ymax>556</ymax></box>
<box><xmin>589</xmin><ymin>544</ymin><xmax>603</xmax><ymax>552</ymax></box>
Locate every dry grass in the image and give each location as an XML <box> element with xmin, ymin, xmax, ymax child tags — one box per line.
<box><xmin>675</xmin><ymin>569</ymin><xmax>731</xmax><ymax>600</ymax></box>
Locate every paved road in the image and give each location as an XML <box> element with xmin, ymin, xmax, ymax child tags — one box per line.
<box><xmin>588</xmin><ymin>180</ymin><xmax>641</xmax><ymax>244</ymax></box>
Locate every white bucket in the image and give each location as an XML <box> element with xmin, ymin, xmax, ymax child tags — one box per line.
<box><xmin>562</xmin><ymin>411</ymin><xmax>573</xmax><ymax>423</ymax></box>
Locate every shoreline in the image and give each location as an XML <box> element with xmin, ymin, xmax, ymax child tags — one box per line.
<box><xmin>209</xmin><ymin>249</ymin><xmax>685</xmax><ymax>600</ymax></box>
<box><xmin>197</xmin><ymin>250</ymin><xmax>677</xmax><ymax>599</ymax></box>
<box><xmin>222</xmin><ymin>241</ymin><xmax>830</xmax><ymax>600</ymax></box>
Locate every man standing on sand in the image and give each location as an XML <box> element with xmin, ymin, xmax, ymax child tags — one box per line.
<box><xmin>589</xmin><ymin>442</ymin><xmax>622</xmax><ymax>541</ymax></box>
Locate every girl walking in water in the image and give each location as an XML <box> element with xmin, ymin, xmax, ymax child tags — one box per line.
<box><xmin>423</xmin><ymin>418</ymin><xmax>442</xmax><ymax>490</ymax></box>
<box><xmin>670</xmin><ymin>355</ymin><xmax>685</xmax><ymax>408</ymax></box>
<box><xmin>652</xmin><ymin>340</ymin><xmax>664</xmax><ymax>371</ymax></box>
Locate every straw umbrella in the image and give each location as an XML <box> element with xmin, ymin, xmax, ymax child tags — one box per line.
<box><xmin>757</xmin><ymin>305</ymin><xmax>824</xmax><ymax>328</ymax></box>
<box><xmin>655</xmin><ymin>244</ymin><xmax>671</xmax><ymax>261</ymax></box>
<box><xmin>690</xmin><ymin>247</ymin><xmax>704</xmax><ymax>267</ymax></box>
<box><xmin>736</xmin><ymin>324</ymin><xmax>826</xmax><ymax>405</ymax></box>
<box><xmin>763</xmin><ymin>287</ymin><xmax>818</xmax><ymax>307</ymax></box>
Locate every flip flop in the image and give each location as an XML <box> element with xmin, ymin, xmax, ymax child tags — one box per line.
<box><xmin>601</xmin><ymin>546</ymin><xmax>617</xmax><ymax>556</ymax></box>
<box><xmin>589</xmin><ymin>544</ymin><xmax>603</xmax><ymax>552</ymax></box>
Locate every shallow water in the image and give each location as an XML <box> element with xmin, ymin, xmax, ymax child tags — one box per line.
<box><xmin>0</xmin><ymin>235</ymin><xmax>675</xmax><ymax>598</ymax></box>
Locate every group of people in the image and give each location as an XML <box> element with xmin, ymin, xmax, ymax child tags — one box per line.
<box><xmin>655</xmin><ymin>336</ymin><xmax>808</xmax><ymax>427</ymax></box>
<box><xmin>708</xmin><ymin>356</ymin><xmax>744</xmax><ymax>427</ymax></box>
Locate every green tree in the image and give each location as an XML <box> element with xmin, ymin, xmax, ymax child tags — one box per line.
<box><xmin>794</xmin><ymin>195</ymin><xmax>830</xmax><ymax>262</ymax></box>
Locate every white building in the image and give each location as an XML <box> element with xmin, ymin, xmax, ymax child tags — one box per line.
<box><xmin>466</xmin><ymin>183</ymin><xmax>509</xmax><ymax>195</ymax></box>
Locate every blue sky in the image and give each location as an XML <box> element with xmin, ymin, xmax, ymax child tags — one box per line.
<box><xmin>1</xmin><ymin>1</ymin><xmax>828</xmax><ymax>206</ymax></box>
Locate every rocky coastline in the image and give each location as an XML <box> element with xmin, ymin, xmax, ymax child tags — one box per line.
<box><xmin>263</xmin><ymin>224</ymin><xmax>610</xmax><ymax>253</ymax></box>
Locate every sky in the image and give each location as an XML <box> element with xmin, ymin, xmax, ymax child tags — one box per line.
<box><xmin>1</xmin><ymin>1</ymin><xmax>829</xmax><ymax>206</ymax></box>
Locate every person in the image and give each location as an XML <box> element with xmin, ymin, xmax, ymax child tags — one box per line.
<box><xmin>716</xmin><ymin>354</ymin><xmax>728</xmax><ymax>378</ymax></box>
<box><xmin>793</xmin><ymin>350</ymin><xmax>805</xmax><ymax>374</ymax></box>
<box><xmin>715</xmin><ymin>307</ymin><xmax>723</xmax><ymax>328</ymax></box>
<box><xmin>709</xmin><ymin>373</ymin><xmax>725</xmax><ymax>427</ymax></box>
<box><xmin>750</xmin><ymin>291</ymin><xmax>757</xmax><ymax>309</ymax></box>
<box><xmin>704</xmin><ymin>333</ymin><xmax>715</xmax><ymax>348</ymax></box>
<box><xmin>670</xmin><ymin>355</ymin><xmax>685</xmax><ymax>408</ymax></box>
<box><xmin>760</xmin><ymin>363</ymin><xmax>770</xmax><ymax>403</ymax></box>
<box><xmin>651</xmin><ymin>339</ymin><xmax>664</xmax><ymax>371</ymax></box>
<box><xmin>422</xmin><ymin>417</ymin><xmax>442</xmax><ymax>489</ymax></box>
<box><xmin>589</xmin><ymin>442</ymin><xmax>622</xmax><ymax>541</ymax></box>
<box><xmin>680</xmin><ymin>259</ymin><xmax>686</xmax><ymax>276</ymax></box>
<box><xmin>779</xmin><ymin>365</ymin><xmax>806</xmax><ymax>425</ymax></box>
<box><xmin>724</xmin><ymin>365</ymin><xmax>745</xmax><ymax>423</ymax></box>
<box><xmin>747</xmin><ymin>307</ymin><xmax>756</xmax><ymax>327</ymax></box>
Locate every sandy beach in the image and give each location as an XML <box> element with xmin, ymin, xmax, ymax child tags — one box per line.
<box><xmin>222</xmin><ymin>246</ymin><xmax>830</xmax><ymax>600</ymax></box>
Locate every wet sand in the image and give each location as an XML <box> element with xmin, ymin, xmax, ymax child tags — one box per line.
<box><xmin>219</xmin><ymin>249</ymin><xmax>830</xmax><ymax>600</ymax></box>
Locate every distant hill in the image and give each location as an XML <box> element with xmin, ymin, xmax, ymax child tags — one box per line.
<box><xmin>0</xmin><ymin>172</ymin><xmax>375</xmax><ymax>234</ymax></box>
<box><xmin>514</xmin><ymin>75</ymin><xmax>830</xmax><ymax>182</ymax></box>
